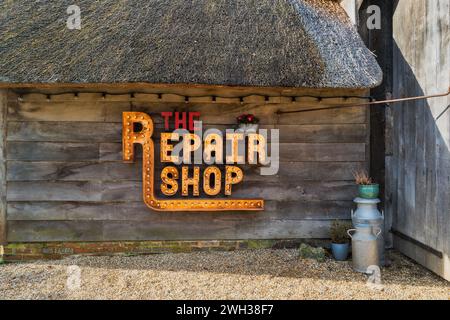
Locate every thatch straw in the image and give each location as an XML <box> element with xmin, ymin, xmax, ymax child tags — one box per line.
<box><xmin>0</xmin><ymin>0</ymin><xmax>382</xmax><ymax>88</ymax></box>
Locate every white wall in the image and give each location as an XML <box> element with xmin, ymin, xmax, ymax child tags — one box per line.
<box><xmin>340</xmin><ymin>0</ymin><xmax>363</xmax><ymax>25</ymax></box>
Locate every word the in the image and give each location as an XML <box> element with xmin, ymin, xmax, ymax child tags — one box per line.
<box><xmin>161</xmin><ymin>111</ymin><xmax>201</xmax><ymax>131</ymax></box>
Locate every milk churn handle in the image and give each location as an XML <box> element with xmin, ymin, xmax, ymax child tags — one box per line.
<box><xmin>351</xmin><ymin>209</ymin><xmax>354</xmax><ymax>219</ymax></box>
<box><xmin>374</xmin><ymin>227</ymin><xmax>382</xmax><ymax>238</ymax></box>
<box><xmin>347</xmin><ymin>229</ymin><xmax>356</xmax><ymax>239</ymax></box>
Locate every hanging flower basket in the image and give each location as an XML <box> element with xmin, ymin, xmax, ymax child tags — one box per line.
<box><xmin>236</xmin><ymin>114</ymin><xmax>259</xmax><ymax>133</ymax></box>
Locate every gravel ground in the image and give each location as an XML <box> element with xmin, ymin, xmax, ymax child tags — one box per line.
<box><xmin>0</xmin><ymin>249</ymin><xmax>448</xmax><ymax>300</ymax></box>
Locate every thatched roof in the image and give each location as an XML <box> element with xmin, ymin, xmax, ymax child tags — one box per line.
<box><xmin>0</xmin><ymin>0</ymin><xmax>382</xmax><ymax>88</ymax></box>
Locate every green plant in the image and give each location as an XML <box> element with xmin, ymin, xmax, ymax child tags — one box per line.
<box><xmin>298</xmin><ymin>243</ymin><xmax>326</xmax><ymax>262</ymax></box>
<box><xmin>353</xmin><ymin>170</ymin><xmax>374</xmax><ymax>185</ymax></box>
<box><xmin>330</xmin><ymin>220</ymin><xmax>352</xmax><ymax>244</ymax></box>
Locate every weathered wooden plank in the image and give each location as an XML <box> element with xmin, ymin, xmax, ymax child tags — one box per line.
<box><xmin>100</xmin><ymin>142</ymin><xmax>366</xmax><ymax>162</ymax></box>
<box><xmin>7</xmin><ymin>141</ymin><xmax>365</xmax><ymax>163</ymax></box>
<box><xmin>7</xmin><ymin>122</ymin><xmax>122</xmax><ymax>142</ymax></box>
<box><xmin>8</xmin><ymin>100</ymin><xmax>179</xmax><ymax>123</ymax></box>
<box><xmin>192</xmin><ymin>124</ymin><xmax>366</xmax><ymax>143</ymax></box>
<box><xmin>384</xmin><ymin>156</ymin><xmax>395</xmax><ymax>248</ymax></box>
<box><xmin>99</xmin><ymin>181</ymin><xmax>142</xmax><ymax>201</ymax></box>
<box><xmin>6</xmin><ymin>200</ymin><xmax>353</xmax><ymax>221</ymax></box>
<box><xmin>6</xmin><ymin>122</ymin><xmax>367</xmax><ymax>143</ymax></box>
<box><xmin>17</xmin><ymin>92</ymin><xmax>104</xmax><ymax>102</ymax></box>
<box><xmin>7</xmin><ymin>181</ymin><xmax>142</xmax><ymax>202</ymax></box>
<box><xmin>231</xmin><ymin>181</ymin><xmax>357</xmax><ymax>201</ymax></box>
<box><xmin>280</xmin><ymin>143</ymin><xmax>366</xmax><ymax>162</ymax></box>
<box><xmin>133</xmin><ymin>103</ymin><xmax>367</xmax><ymax>125</ymax></box>
<box><xmin>437</xmin><ymin>160</ymin><xmax>450</xmax><ymax>255</ymax></box>
<box><xmin>8</xmin><ymin>101</ymin><xmax>107</xmax><ymax>122</ymax></box>
<box><xmin>272</xmin><ymin>161</ymin><xmax>365</xmax><ymax>181</ymax></box>
<box><xmin>232</xmin><ymin>162</ymin><xmax>365</xmax><ymax>182</ymax></box>
<box><xmin>100</xmin><ymin>143</ymin><xmax>124</xmax><ymax>161</ymax></box>
<box><xmin>275</xmin><ymin>124</ymin><xmax>366</xmax><ymax>143</ymax></box>
<box><xmin>7</xmin><ymin>142</ymin><xmax>99</xmax><ymax>161</ymax></box>
<box><xmin>7</xmin><ymin>181</ymin><xmax>103</xmax><ymax>202</ymax></box>
<box><xmin>106</xmin><ymin>219</ymin><xmax>332</xmax><ymax>241</ymax></box>
<box><xmin>414</xmin><ymin>87</ymin><xmax>427</xmax><ymax>245</ymax></box>
<box><xmin>7</xmin><ymin>161</ymin><xmax>139</xmax><ymax>181</ymax></box>
<box><xmin>6</xmin><ymin>219</ymin><xmax>332</xmax><ymax>242</ymax></box>
<box><xmin>6</xmin><ymin>160</ymin><xmax>365</xmax><ymax>182</ymax></box>
<box><xmin>8</xmin><ymin>101</ymin><xmax>366</xmax><ymax>126</ymax></box>
<box><xmin>0</xmin><ymin>90</ymin><xmax>7</xmax><ymax>244</ymax></box>
<box><xmin>7</xmin><ymin>85</ymin><xmax>368</xmax><ymax>99</ymax></box>
<box><xmin>13</xmin><ymin>92</ymin><xmax>368</xmax><ymax>105</ymax></box>
<box><xmin>8</xmin><ymin>94</ymin><xmax>135</xmax><ymax>123</ymax></box>
<box><xmin>6</xmin><ymin>180</ymin><xmax>356</xmax><ymax>202</ymax></box>
<box><xmin>425</xmin><ymin>0</ymin><xmax>450</xmax><ymax>254</ymax></box>
<box><xmin>433</xmin><ymin>0</ymin><xmax>450</xmax><ymax>255</ymax></box>
<box><xmin>7</xmin><ymin>221</ymin><xmax>105</xmax><ymax>242</ymax></box>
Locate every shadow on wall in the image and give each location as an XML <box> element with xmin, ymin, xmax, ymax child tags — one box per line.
<box><xmin>386</xmin><ymin>39</ymin><xmax>450</xmax><ymax>275</ymax></box>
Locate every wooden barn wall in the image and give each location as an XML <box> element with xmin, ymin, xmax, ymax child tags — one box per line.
<box><xmin>0</xmin><ymin>90</ymin><xmax>6</xmax><ymax>245</ymax></box>
<box><xmin>388</xmin><ymin>0</ymin><xmax>450</xmax><ymax>280</ymax></box>
<box><xmin>1</xmin><ymin>88</ymin><xmax>369</xmax><ymax>242</ymax></box>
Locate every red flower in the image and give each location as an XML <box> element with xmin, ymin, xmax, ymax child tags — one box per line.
<box><xmin>237</xmin><ymin>113</ymin><xmax>259</xmax><ymax>124</ymax></box>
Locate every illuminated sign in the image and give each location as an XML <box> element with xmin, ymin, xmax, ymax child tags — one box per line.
<box><xmin>122</xmin><ymin>112</ymin><xmax>267</xmax><ymax>211</ymax></box>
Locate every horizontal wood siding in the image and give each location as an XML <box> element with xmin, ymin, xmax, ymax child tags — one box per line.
<box><xmin>5</xmin><ymin>89</ymin><xmax>369</xmax><ymax>242</ymax></box>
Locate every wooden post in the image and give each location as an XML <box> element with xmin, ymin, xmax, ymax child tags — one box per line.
<box><xmin>358</xmin><ymin>0</ymin><xmax>394</xmax><ymax>247</ymax></box>
<box><xmin>0</xmin><ymin>89</ymin><xmax>7</xmax><ymax>248</ymax></box>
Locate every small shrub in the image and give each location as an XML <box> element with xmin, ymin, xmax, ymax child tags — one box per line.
<box><xmin>330</xmin><ymin>220</ymin><xmax>352</xmax><ymax>244</ymax></box>
<box><xmin>298</xmin><ymin>243</ymin><xmax>326</xmax><ymax>262</ymax></box>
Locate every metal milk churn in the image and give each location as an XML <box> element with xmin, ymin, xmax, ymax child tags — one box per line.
<box><xmin>348</xmin><ymin>225</ymin><xmax>382</xmax><ymax>273</ymax></box>
<box><xmin>352</xmin><ymin>198</ymin><xmax>385</xmax><ymax>266</ymax></box>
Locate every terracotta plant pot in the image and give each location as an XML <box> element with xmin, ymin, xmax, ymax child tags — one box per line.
<box><xmin>358</xmin><ymin>184</ymin><xmax>380</xmax><ymax>199</ymax></box>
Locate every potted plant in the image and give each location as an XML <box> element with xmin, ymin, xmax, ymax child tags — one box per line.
<box><xmin>236</xmin><ymin>114</ymin><xmax>259</xmax><ymax>133</ymax></box>
<box><xmin>330</xmin><ymin>220</ymin><xmax>352</xmax><ymax>261</ymax></box>
<box><xmin>353</xmin><ymin>170</ymin><xmax>379</xmax><ymax>199</ymax></box>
